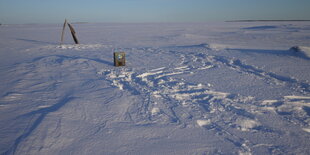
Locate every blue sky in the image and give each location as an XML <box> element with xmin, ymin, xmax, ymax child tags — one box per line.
<box><xmin>0</xmin><ymin>0</ymin><xmax>309</xmax><ymax>24</ymax></box>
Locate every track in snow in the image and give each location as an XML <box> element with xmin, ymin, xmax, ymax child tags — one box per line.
<box><xmin>96</xmin><ymin>46</ymin><xmax>310</xmax><ymax>154</ymax></box>
<box><xmin>1</xmin><ymin>43</ymin><xmax>310</xmax><ymax>155</ymax></box>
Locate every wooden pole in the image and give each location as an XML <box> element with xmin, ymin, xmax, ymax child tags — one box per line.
<box><xmin>60</xmin><ymin>19</ymin><xmax>67</xmax><ymax>45</ymax></box>
<box><xmin>67</xmin><ymin>22</ymin><xmax>79</xmax><ymax>44</ymax></box>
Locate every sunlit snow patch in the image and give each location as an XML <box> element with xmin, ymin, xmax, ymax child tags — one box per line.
<box><xmin>302</xmin><ymin>128</ymin><xmax>310</xmax><ymax>133</ymax></box>
<box><xmin>236</xmin><ymin>119</ymin><xmax>261</xmax><ymax>132</ymax></box>
<box><xmin>151</xmin><ymin>107</ymin><xmax>160</xmax><ymax>115</ymax></box>
<box><xmin>208</xmin><ymin>43</ymin><xmax>232</xmax><ymax>51</ymax></box>
<box><xmin>284</xmin><ymin>96</ymin><xmax>310</xmax><ymax>100</ymax></box>
<box><xmin>2</xmin><ymin>93</ymin><xmax>23</xmax><ymax>101</ymax></box>
<box><xmin>239</xmin><ymin>150</ymin><xmax>252</xmax><ymax>155</ymax></box>
<box><xmin>290</xmin><ymin>46</ymin><xmax>310</xmax><ymax>59</ymax></box>
<box><xmin>56</xmin><ymin>44</ymin><xmax>110</xmax><ymax>50</ymax></box>
<box><xmin>196</xmin><ymin>119</ymin><xmax>211</xmax><ymax>127</ymax></box>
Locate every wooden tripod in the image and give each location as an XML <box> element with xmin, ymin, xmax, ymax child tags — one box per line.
<box><xmin>60</xmin><ymin>19</ymin><xmax>79</xmax><ymax>45</ymax></box>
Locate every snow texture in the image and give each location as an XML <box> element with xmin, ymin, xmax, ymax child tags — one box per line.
<box><xmin>0</xmin><ymin>22</ymin><xmax>310</xmax><ymax>155</ymax></box>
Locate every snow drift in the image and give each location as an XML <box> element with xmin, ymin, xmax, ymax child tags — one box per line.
<box><xmin>290</xmin><ymin>46</ymin><xmax>310</xmax><ymax>59</ymax></box>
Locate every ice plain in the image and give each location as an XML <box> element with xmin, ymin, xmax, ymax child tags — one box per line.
<box><xmin>0</xmin><ymin>22</ymin><xmax>310</xmax><ymax>155</ymax></box>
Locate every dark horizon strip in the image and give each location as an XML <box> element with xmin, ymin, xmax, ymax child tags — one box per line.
<box><xmin>226</xmin><ymin>20</ymin><xmax>310</xmax><ymax>22</ymax></box>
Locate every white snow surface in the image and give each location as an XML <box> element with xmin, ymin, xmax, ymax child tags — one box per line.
<box><xmin>297</xmin><ymin>46</ymin><xmax>310</xmax><ymax>59</ymax></box>
<box><xmin>1</xmin><ymin>22</ymin><xmax>310</xmax><ymax>155</ymax></box>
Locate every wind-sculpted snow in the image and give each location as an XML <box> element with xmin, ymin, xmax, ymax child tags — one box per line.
<box><xmin>0</xmin><ymin>23</ymin><xmax>310</xmax><ymax>155</ymax></box>
<box><xmin>290</xmin><ymin>46</ymin><xmax>310</xmax><ymax>59</ymax></box>
<box><xmin>96</xmin><ymin>46</ymin><xmax>310</xmax><ymax>154</ymax></box>
<box><xmin>243</xmin><ymin>25</ymin><xmax>279</xmax><ymax>30</ymax></box>
<box><xmin>3</xmin><ymin>95</ymin><xmax>74</xmax><ymax>155</ymax></box>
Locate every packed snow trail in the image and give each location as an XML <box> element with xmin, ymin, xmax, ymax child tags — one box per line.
<box><xmin>97</xmin><ymin>45</ymin><xmax>310</xmax><ymax>154</ymax></box>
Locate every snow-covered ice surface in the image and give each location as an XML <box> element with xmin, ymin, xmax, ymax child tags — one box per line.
<box><xmin>1</xmin><ymin>22</ymin><xmax>310</xmax><ymax>155</ymax></box>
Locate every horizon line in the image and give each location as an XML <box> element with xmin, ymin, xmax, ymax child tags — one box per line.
<box><xmin>2</xmin><ymin>20</ymin><xmax>310</xmax><ymax>25</ymax></box>
<box><xmin>226</xmin><ymin>20</ymin><xmax>310</xmax><ymax>22</ymax></box>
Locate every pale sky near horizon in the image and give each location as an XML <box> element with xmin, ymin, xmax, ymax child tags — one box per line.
<box><xmin>0</xmin><ymin>0</ymin><xmax>309</xmax><ymax>24</ymax></box>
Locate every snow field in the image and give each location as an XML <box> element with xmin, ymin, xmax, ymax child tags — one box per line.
<box><xmin>1</xmin><ymin>22</ymin><xmax>310</xmax><ymax>154</ymax></box>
